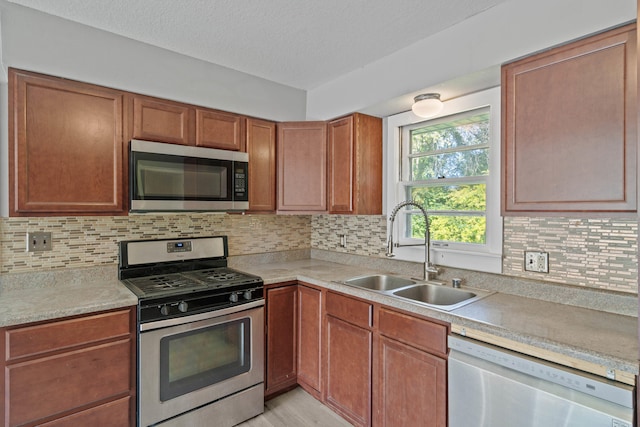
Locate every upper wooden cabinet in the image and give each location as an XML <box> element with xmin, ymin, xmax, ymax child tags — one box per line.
<box><xmin>247</xmin><ymin>118</ymin><xmax>277</xmax><ymax>212</ymax></box>
<box><xmin>130</xmin><ymin>94</ymin><xmax>246</xmax><ymax>151</ymax></box>
<box><xmin>277</xmin><ymin>121</ymin><xmax>328</xmax><ymax>212</ymax></box>
<box><xmin>132</xmin><ymin>96</ymin><xmax>192</xmax><ymax>145</ymax></box>
<box><xmin>196</xmin><ymin>108</ymin><xmax>245</xmax><ymax>151</ymax></box>
<box><xmin>9</xmin><ymin>68</ymin><xmax>126</xmax><ymax>216</ymax></box>
<box><xmin>328</xmin><ymin>113</ymin><xmax>382</xmax><ymax>214</ymax></box>
<box><xmin>502</xmin><ymin>23</ymin><xmax>637</xmax><ymax>215</ymax></box>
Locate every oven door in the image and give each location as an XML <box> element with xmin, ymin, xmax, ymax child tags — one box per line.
<box><xmin>139</xmin><ymin>301</ymin><xmax>264</xmax><ymax>427</ymax></box>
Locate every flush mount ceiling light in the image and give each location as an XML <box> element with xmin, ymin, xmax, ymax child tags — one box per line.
<box><xmin>412</xmin><ymin>93</ymin><xmax>444</xmax><ymax>118</ymax></box>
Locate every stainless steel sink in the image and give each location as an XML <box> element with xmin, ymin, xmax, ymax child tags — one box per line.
<box><xmin>344</xmin><ymin>274</ymin><xmax>415</xmax><ymax>291</ymax></box>
<box><xmin>342</xmin><ymin>274</ymin><xmax>493</xmax><ymax>311</ymax></box>
<box><xmin>391</xmin><ymin>284</ymin><xmax>479</xmax><ymax>310</ymax></box>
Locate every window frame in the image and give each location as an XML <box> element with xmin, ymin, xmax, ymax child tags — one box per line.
<box><xmin>384</xmin><ymin>87</ymin><xmax>502</xmax><ymax>274</ymax></box>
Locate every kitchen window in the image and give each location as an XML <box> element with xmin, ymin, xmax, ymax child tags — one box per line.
<box><xmin>385</xmin><ymin>87</ymin><xmax>502</xmax><ymax>273</ymax></box>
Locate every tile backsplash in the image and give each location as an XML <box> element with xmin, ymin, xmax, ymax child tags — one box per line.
<box><xmin>311</xmin><ymin>215</ymin><xmax>638</xmax><ymax>294</ymax></box>
<box><xmin>0</xmin><ymin>214</ymin><xmax>311</xmax><ymax>273</ymax></box>
<box><xmin>1</xmin><ymin>213</ymin><xmax>637</xmax><ymax>294</ymax></box>
<box><xmin>502</xmin><ymin>217</ymin><xmax>637</xmax><ymax>293</ymax></box>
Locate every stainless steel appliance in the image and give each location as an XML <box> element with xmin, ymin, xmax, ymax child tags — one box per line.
<box><xmin>448</xmin><ymin>335</ymin><xmax>634</xmax><ymax>427</ymax></box>
<box><xmin>129</xmin><ymin>139</ymin><xmax>249</xmax><ymax>212</ymax></box>
<box><xmin>119</xmin><ymin>236</ymin><xmax>264</xmax><ymax>427</ymax></box>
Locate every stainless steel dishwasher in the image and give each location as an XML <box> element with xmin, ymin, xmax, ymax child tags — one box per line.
<box><xmin>448</xmin><ymin>335</ymin><xmax>635</xmax><ymax>427</ymax></box>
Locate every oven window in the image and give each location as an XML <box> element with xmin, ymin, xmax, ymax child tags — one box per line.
<box><xmin>160</xmin><ymin>318</ymin><xmax>251</xmax><ymax>401</ymax></box>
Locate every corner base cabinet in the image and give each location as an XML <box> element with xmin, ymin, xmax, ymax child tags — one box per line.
<box><xmin>0</xmin><ymin>307</ymin><xmax>136</xmax><ymax>427</ymax></box>
<box><xmin>265</xmin><ymin>283</ymin><xmax>298</xmax><ymax>398</ymax></box>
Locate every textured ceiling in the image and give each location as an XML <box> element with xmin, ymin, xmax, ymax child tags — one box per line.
<box><xmin>7</xmin><ymin>0</ymin><xmax>508</xmax><ymax>90</ymax></box>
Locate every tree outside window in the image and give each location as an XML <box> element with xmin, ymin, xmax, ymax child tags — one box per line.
<box><xmin>402</xmin><ymin>108</ymin><xmax>490</xmax><ymax>246</ymax></box>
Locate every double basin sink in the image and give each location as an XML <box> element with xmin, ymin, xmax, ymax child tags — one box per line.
<box><xmin>343</xmin><ymin>274</ymin><xmax>493</xmax><ymax>311</ymax></box>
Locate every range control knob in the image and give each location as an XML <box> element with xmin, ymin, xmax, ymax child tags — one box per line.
<box><xmin>243</xmin><ymin>290</ymin><xmax>253</xmax><ymax>300</ymax></box>
<box><xmin>178</xmin><ymin>301</ymin><xmax>189</xmax><ymax>313</ymax></box>
<box><xmin>229</xmin><ymin>293</ymin><xmax>239</xmax><ymax>303</ymax></box>
<box><xmin>160</xmin><ymin>305</ymin><xmax>170</xmax><ymax>316</ymax></box>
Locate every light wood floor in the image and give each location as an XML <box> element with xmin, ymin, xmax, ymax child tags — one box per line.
<box><xmin>237</xmin><ymin>387</ymin><xmax>353</xmax><ymax>427</ymax></box>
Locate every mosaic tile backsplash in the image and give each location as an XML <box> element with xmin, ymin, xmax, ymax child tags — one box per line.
<box><xmin>311</xmin><ymin>215</ymin><xmax>638</xmax><ymax>294</ymax></box>
<box><xmin>0</xmin><ymin>213</ymin><xmax>637</xmax><ymax>294</ymax></box>
<box><xmin>0</xmin><ymin>214</ymin><xmax>311</xmax><ymax>273</ymax></box>
<box><xmin>502</xmin><ymin>217</ymin><xmax>637</xmax><ymax>293</ymax></box>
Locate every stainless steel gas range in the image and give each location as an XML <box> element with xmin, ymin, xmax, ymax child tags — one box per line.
<box><xmin>118</xmin><ymin>236</ymin><xmax>264</xmax><ymax>427</ymax></box>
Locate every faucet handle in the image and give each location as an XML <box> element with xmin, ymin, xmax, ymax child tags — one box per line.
<box><xmin>452</xmin><ymin>278</ymin><xmax>462</xmax><ymax>288</ymax></box>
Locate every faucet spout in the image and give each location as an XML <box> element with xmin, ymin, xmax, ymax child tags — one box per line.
<box><xmin>386</xmin><ymin>200</ymin><xmax>438</xmax><ymax>281</ymax></box>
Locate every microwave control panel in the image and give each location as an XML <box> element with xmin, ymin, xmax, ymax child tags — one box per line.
<box><xmin>234</xmin><ymin>162</ymin><xmax>248</xmax><ymax>201</ymax></box>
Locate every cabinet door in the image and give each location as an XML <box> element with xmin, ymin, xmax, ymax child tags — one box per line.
<box><xmin>6</xmin><ymin>340</ymin><xmax>131</xmax><ymax>426</ymax></box>
<box><xmin>277</xmin><ymin>122</ymin><xmax>327</xmax><ymax>212</ymax></box>
<box><xmin>196</xmin><ymin>108</ymin><xmax>245</xmax><ymax>151</ymax></box>
<box><xmin>1</xmin><ymin>308</ymin><xmax>135</xmax><ymax>427</ymax></box>
<box><xmin>328</xmin><ymin>113</ymin><xmax>382</xmax><ymax>214</ymax></box>
<box><xmin>325</xmin><ymin>315</ymin><xmax>372</xmax><ymax>427</ymax></box>
<box><xmin>247</xmin><ymin>118</ymin><xmax>277</xmax><ymax>212</ymax></box>
<box><xmin>376</xmin><ymin>336</ymin><xmax>446</xmax><ymax>427</ymax></box>
<box><xmin>328</xmin><ymin>116</ymin><xmax>355</xmax><ymax>213</ymax></box>
<box><xmin>265</xmin><ymin>285</ymin><xmax>298</xmax><ymax>397</ymax></box>
<box><xmin>502</xmin><ymin>24</ymin><xmax>637</xmax><ymax>214</ymax></box>
<box><xmin>297</xmin><ymin>284</ymin><xmax>322</xmax><ymax>397</ymax></box>
<box><xmin>9</xmin><ymin>69</ymin><xmax>125</xmax><ymax>215</ymax></box>
<box><xmin>132</xmin><ymin>95</ymin><xmax>193</xmax><ymax>145</ymax></box>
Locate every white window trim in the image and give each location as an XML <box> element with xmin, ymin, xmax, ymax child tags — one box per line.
<box><xmin>383</xmin><ymin>87</ymin><xmax>502</xmax><ymax>274</ymax></box>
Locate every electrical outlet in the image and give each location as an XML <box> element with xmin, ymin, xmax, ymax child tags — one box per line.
<box><xmin>338</xmin><ymin>233</ymin><xmax>347</xmax><ymax>248</ymax></box>
<box><xmin>26</xmin><ymin>232</ymin><xmax>52</xmax><ymax>252</ymax></box>
<box><xmin>524</xmin><ymin>251</ymin><xmax>549</xmax><ymax>273</ymax></box>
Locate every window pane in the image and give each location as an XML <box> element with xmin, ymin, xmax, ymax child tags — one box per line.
<box><xmin>409</xmin><ymin>184</ymin><xmax>486</xmax><ymax>211</ymax></box>
<box><xmin>411</xmin><ymin>148</ymin><xmax>488</xmax><ymax>180</ymax></box>
<box><xmin>410</xmin><ymin>112</ymin><xmax>489</xmax><ymax>154</ymax></box>
<box><xmin>410</xmin><ymin>214</ymin><xmax>486</xmax><ymax>244</ymax></box>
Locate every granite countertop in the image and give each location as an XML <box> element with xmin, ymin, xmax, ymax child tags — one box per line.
<box><xmin>0</xmin><ymin>265</ymin><xmax>137</xmax><ymax>327</ymax></box>
<box><xmin>0</xmin><ymin>259</ymin><xmax>637</xmax><ymax>380</ymax></box>
<box><xmin>233</xmin><ymin>259</ymin><xmax>639</xmax><ymax>378</ymax></box>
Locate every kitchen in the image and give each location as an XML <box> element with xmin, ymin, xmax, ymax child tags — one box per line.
<box><xmin>0</xmin><ymin>0</ymin><xmax>638</xmax><ymax>426</ymax></box>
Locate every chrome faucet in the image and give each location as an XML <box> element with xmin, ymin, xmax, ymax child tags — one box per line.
<box><xmin>386</xmin><ymin>200</ymin><xmax>439</xmax><ymax>281</ymax></box>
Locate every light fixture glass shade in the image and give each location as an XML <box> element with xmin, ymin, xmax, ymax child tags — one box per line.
<box><xmin>412</xmin><ymin>93</ymin><xmax>444</xmax><ymax>118</ymax></box>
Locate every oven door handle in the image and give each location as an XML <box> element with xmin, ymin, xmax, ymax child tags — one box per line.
<box><xmin>140</xmin><ymin>299</ymin><xmax>265</xmax><ymax>332</ymax></box>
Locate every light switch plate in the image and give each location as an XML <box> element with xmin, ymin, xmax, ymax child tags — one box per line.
<box><xmin>26</xmin><ymin>232</ymin><xmax>52</xmax><ymax>252</ymax></box>
<box><xmin>524</xmin><ymin>251</ymin><xmax>549</xmax><ymax>273</ymax></box>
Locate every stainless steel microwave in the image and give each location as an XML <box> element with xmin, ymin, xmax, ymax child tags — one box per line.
<box><xmin>129</xmin><ymin>139</ymin><xmax>249</xmax><ymax>212</ymax></box>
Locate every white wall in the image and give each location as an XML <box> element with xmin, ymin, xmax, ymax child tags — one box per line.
<box><xmin>306</xmin><ymin>0</ymin><xmax>637</xmax><ymax>120</ymax></box>
<box><xmin>0</xmin><ymin>2</ymin><xmax>307</xmax><ymax>121</ymax></box>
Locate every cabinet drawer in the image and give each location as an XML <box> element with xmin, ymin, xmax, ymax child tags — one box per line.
<box><xmin>326</xmin><ymin>292</ymin><xmax>372</xmax><ymax>329</ymax></box>
<box><xmin>7</xmin><ymin>339</ymin><xmax>131</xmax><ymax>427</ymax></box>
<box><xmin>6</xmin><ymin>309</ymin><xmax>131</xmax><ymax>361</ymax></box>
<box><xmin>378</xmin><ymin>308</ymin><xmax>447</xmax><ymax>356</ymax></box>
<box><xmin>39</xmin><ymin>396</ymin><xmax>131</xmax><ymax>427</ymax></box>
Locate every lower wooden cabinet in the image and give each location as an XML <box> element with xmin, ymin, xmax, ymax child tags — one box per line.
<box><xmin>265</xmin><ymin>285</ymin><xmax>449</xmax><ymax>427</ymax></box>
<box><xmin>325</xmin><ymin>315</ymin><xmax>372</xmax><ymax>427</ymax></box>
<box><xmin>265</xmin><ymin>283</ymin><xmax>298</xmax><ymax>397</ymax></box>
<box><xmin>1</xmin><ymin>307</ymin><xmax>136</xmax><ymax>427</ymax></box>
<box><xmin>376</xmin><ymin>308</ymin><xmax>448</xmax><ymax>427</ymax></box>
<box><xmin>297</xmin><ymin>284</ymin><xmax>323</xmax><ymax>398</ymax></box>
